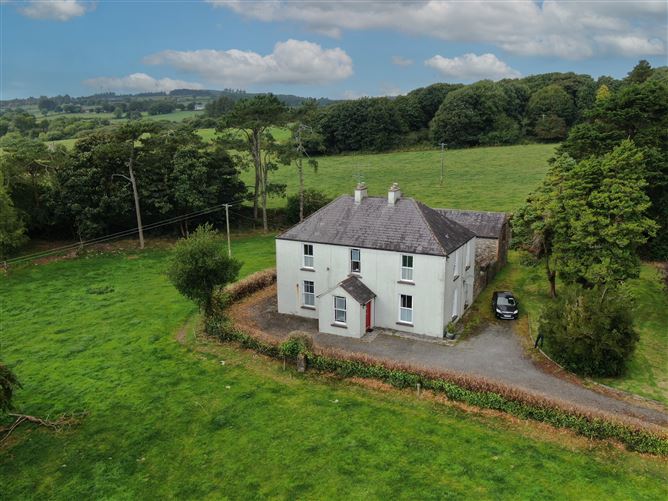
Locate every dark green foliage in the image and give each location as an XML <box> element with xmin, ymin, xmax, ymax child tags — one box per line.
<box><xmin>533</xmin><ymin>114</ymin><xmax>567</xmax><ymax>140</ymax></box>
<box><xmin>527</xmin><ymin>84</ymin><xmax>577</xmax><ymax>131</ymax></box>
<box><xmin>285</xmin><ymin>189</ymin><xmax>331</xmax><ymax>224</ymax></box>
<box><xmin>430</xmin><ymin>81</ymin><xmax>518</xmax><ymax>147</ymax></box>
<box><xmin>0</xmin><ymin>362</ymin><xmax>21</xmax><ymax>413</ymax></box>
<box><xmin>559</xmin><ymin>79</ymin><xmax>668</xmax><ymax>258</ymax></box>
<box><xmin>317</xmin><ymin>97</ymin><xmax>408</xmax><ymax>152</ymax></box>
<box><xmin>0</xmin><ymin>170</ymin><xmax>27</xmax><ymax>258</ymax></box>
<box><xmin>167</xmin><ymin>224</ymin><xmax>242</xmax><ymax>313</ymax></box>
<box><xmin>147</xmin><ymin>100</ymin><xmax>176</xmax><ymax>115</ymax></box>
<box><xmin>626</xmin><ymin>60</ymin><xmax>654</xmax><ymax>84</ymax></box>
<box><xmin>540</xmin><ymin>286</ymin><xmax>639</xmax><ymax>378</ymax></box>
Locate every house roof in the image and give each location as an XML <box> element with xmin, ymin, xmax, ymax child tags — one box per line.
<box><xmin>435</xmin><ymin>209</ymin><xmax>508</xmax><ymax>239</ymax></box>
<box><xmin>277</xmin><ymin>195</ymin><xmax>474</xmax><ymax>257</ymax></box>
<box><xmin>339</xmin><ymin>276</ymin><xmax>376</xmax><ymax>304</ymax></box>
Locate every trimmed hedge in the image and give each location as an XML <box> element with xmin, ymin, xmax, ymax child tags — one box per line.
<box><xmin>208</xmin><ymin>283</ymin><xmax>668</xmax><ymax>456</ymax></box>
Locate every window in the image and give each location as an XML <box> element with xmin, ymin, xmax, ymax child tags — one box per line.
<box><xmin>401</xmin><ymin>255</ymin><xmax>414</xmax><ymax>281</ymax></box>
<box><xmin>452</xmin><ymin>250</ymin><xmax>460</xmax><ymax>279</ymax></box>
<box><xmin>452</xmin><ymin>288</ymin><xmax>459</xmax><ymax>319</ymax></box>
<box><xmin>465</xmin><ymin>241</ymin><xmax>471</xmax><ymax>269</ymax></box>
<box><xmin>303</xmin><ymin>244</ymin><xmax>314</xmax><ymax>268</ymax></box>
<box><xmin>350</xmin><ymin>248</ymin><xmax>361</xmax><ymax>273</ymax></box>
<box><xmin>334</xmin><ymin>296</ymin><xmax>347</xmax><ymax>324</ymax></box>
<box><xmin>399</xmin><ymin>294</ymin><xmax>413</xmax><ymax>324</ymax></box>
<box><xmin>303</xmin><ymin>280</ymin><xmax>315</xmax><ymax>307</ymax></box>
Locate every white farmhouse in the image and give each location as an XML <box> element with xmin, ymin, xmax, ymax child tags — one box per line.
<box><xmin>275</xmin><ymin>183</ymin><xmax>476</xmax><ymax>338</ymax></box>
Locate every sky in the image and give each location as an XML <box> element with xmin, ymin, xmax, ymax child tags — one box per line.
<box><xmin>1</xmin><ymin>0</ymin><xmax>667</xmax><ymax>100</ymax></box>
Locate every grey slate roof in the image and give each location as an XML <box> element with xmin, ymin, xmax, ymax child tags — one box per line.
<box><xmin>277</xmin><ymin>195</ymin><xmax>474</xmax><ymax>256</ymax></box>
<box><xmin>435</xmin><ymin>209</ymin><xmax>508</xmax><ymax>239</ymax></box>
<box><xmin>339</xmin><ymin>276</ymin><xmax>376</xmax><ymax>304</ymax></box>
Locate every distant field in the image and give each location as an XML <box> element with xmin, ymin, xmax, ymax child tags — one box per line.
<box><xmin>256</xmin><ymin>143</ymin><xmax>557</xmax><ymax>212</ymax></box>
<box><xmin>1</xmin><ymin>235</ymin><xmax>666</xmax><ymax>498</ymax></box>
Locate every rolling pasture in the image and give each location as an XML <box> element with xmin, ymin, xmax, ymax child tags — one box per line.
<box><xmin>1</xmin><ymin>234</ymin><xmax>666</xmax><ymax>499</ymax></box>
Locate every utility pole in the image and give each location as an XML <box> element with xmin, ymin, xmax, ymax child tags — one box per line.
<box><xmin>128</xmin><ymin>155</ymin><xmax>144</xmax><ymax>250</ymax></box>
<box><xmin>440</xmin><ymin>142</ymin><xmax>446</xmax><ymax>186</ymax></box>
<box><xmin>224</xmin><ymin>203</ymin><xmax>231</xmax><ymax>257</ymax></box>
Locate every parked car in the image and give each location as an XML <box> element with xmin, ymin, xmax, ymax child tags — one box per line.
<box><xmin>492</xmin><ymin>291</ymin><xmax>519</xmax><ymax>320</ymax></box>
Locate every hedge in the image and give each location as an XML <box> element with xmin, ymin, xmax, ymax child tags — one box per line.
<box><xmin>208</xmin><ymin>281</ymin><xmax>668</xmax><ymax>457</ymax></box>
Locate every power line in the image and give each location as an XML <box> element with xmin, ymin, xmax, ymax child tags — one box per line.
<box><xmin>6</xmin><ymin>199</ymin><xmax>248</xmax><ymax>265</ymax></box>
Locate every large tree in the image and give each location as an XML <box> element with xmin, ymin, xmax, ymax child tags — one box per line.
<box><xmin>514</xmin><ymin>141</ymin><xmax>657</xmax><ymax>294</ymax></box>
<box><xmin>219</xmin><ymin>94</ymin><xmax>288</xmax><ymax>231</ymax></box>
<box><xmin>168</xmin><ymin>224</ymin><xmax>242</xmax><ymax>315</ymax></box>
<box><xmin>559</xmin><ymin>79</ymin><xmax>668</xmax><ymax>258</ymax></box>
<box><xmin>553</xmin><ymin>141</ymin><xmax>657</xmax><ymax>287</ymax></box>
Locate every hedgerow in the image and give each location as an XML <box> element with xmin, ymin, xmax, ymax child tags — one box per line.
<box><xmin>207</xmin><ymin>281</ymin><xmax>668</xmax><ymax>456</ymax></box>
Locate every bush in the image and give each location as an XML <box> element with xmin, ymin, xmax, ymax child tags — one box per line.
<box><xmin>540</xmin><ymin>286</ymin><xmax>638</xmax><ymax>377</ymax></box>
<box><xmin>167</xmin><ymin>224</ymin><xmax>242</xmax><ymax>314</ymax></box>
<box><xmin>285</xmin><ymin>189</ymin><xmax>332</xmax><ymax>224</ymax></box>
<box><xmin>279</xmin><ymin>334</ymin><xmax>313</xmax><ymax>358</ymax></box>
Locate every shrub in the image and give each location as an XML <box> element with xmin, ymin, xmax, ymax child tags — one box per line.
<box><xmin>216</xmin><ymin>268</ymin><xmax>276</xmax><ymax>307</ymax></box>
<box><xmin>285</xmin><ymin>189</ymin><xmax>332</xmax><ymax>224</ymax></box>
<box><xmin>167</xmin><ymin>224</ymin><xmax>242</xmax><ymax>314</ymax></box>
<box><xmin>279</xmin><ymin>333</ymin><xmax>313</xmax><ymax>358</ymax></box>
<box><xmin>540</xmin><ymin>286</ymin><xmax>639</xmax><ymax>377</ymax></box>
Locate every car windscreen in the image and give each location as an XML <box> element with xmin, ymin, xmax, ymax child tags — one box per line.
<box><xmin>497</xmin><ymin>296</ymin><xmax>516</xmax><ymax>306</ymax></box>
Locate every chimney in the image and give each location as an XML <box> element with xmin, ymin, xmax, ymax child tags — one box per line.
<box><xmin>388</xmin><ymin>182</ymin><xmax>401</xmax><ymax>205</ymax></box>
<box><xmin>354</xmin><ymin>182</ymin><xmax>368</xmax><ymax>204</ymax></box>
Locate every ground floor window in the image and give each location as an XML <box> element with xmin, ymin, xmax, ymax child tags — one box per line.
<box><xmin>303</xmin><ymin>280</ymin><xmax>315</xmax><ymax>306</ymax></box>
<box><xmin>334</xmin><ymin>296</ymin><xmax>347</xmax><ymax>324</ymax></box>
<box><xmin>399</xmin><ymin>294</ymin><xmax>413</xmax><ymax>323</ymax></box>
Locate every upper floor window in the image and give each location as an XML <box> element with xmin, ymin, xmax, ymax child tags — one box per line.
<box><xmin>334</xmin><ymin>296</ymin><xmax>347</xmax><ymax>324</ymax></box>
<box><xmin>350</xmin><ymin>248</ymin><xmax>361</xmax><ymax>274</ymax></box>
<box><xmin>303</xmin><ymin>243</ymin><xmax>314</xmax><ymax>268</ymax></box>
<box><xmin>303</xmin><ymin>280</ymin><xmax>315</xmax><ymax>307</ymax></box>
<box><xmin>399</xmin><ymin>294</ymin><xmax>413</xmax><ymax>324</ymax></box>
<box><xmin>401</xmin><ymin>255</ymin><xmax>414</xmax><ymax>281</ymax></box>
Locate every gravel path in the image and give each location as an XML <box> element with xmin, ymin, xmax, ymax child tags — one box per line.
<box><xmin>246</xmin><ymin>291</ymin><xmax>668</xmax><ymax>427</ymax></box>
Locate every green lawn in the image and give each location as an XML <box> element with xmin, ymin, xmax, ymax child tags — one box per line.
<box><xmin>256</xmin><ymin>143</ymin><xmax>557</xmax><ymax>212</ymax></box>
<box><xmin>483</xmin><ymin>252</ymin><xmax>668</xmax><ymax>406</ymax></box>
<box><xmin>2</xmin><ymin>235</ymin><xmax>667</xmax><ymax>498</ymax></box>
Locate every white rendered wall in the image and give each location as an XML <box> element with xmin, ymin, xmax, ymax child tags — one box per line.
<box><xmin>318</xmin><ymin>287</ymin><xmax>365</xmax><ymax>338</ymax></box>
<box><xmin>276</xmin><ymin>239</ymin><xmax>451</xmax><ymax>337</ymax></box>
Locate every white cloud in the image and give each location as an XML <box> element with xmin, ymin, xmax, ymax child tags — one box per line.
<box><xmin>208</xmin><ymin>0</ymin><xmax>667</xmax><ymax>59</ymax></box>
<box><xmin>594</xmin><ymin>35</ymin><xmax>666</xmax><ymax>57</ymax></box>
<box><xmin>144</xmin><ymin>39</ymin><xmax>353</xmax><ymax>86</ymax></box>
<box><xmin>18</xmin><ymin>0</ymin><xmax>92</xmax><ymax>21</ymax></box>
<box><xmin>392</xmin><ymin>56</ymin><xmax>413</xmax><ymax>67</ymax></box>
<box><xmin>83</xmin><ymin>73</ymin><xmax>203</xmax><ymax>93</ymax></box>
<box><xmin>425</xmin><ymin>53</ymin><xmax>521</xmax><ymax>81</ymax></box>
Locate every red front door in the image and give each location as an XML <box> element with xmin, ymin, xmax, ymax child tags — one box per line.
<box><xmin>365</xmin><ymin>301</ymin><xmax>372</xmax><ymax>331</ymax></box>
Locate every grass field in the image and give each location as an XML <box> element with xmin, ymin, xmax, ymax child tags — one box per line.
<box><xmin>2</xmin><ymin>235</ymin><xmax>668</xmax><ymax>499</ymax></box>
<box><xmin>482</xmin><ymin>252</ymin><xmax>668</xmax><ymax>406</ymax></box>
<box><xmin>255</xmin><ymin>143</ymin><xmax>557</xmax><ymax>212</ymax></box>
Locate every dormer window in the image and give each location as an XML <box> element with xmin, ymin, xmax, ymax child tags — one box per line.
<box><xmin>350</xmin><ymin>248</ymin><xmax>361</xmax><ymax>274</ymax></box>
<box><xmin>303</xmin><ymin>244</ymin><xmax>314</xmax><ymax>269</ymax></box>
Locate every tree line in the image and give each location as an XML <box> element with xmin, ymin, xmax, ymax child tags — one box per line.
<box><xmin>512</xmin><ymin>61</ymin><xmax>668</xmax><ymax>377</ymax></box>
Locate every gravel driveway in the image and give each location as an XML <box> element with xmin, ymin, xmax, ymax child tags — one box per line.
<box><xmin>245</xmin><ymin>290</ymin><xmax>668</xmax><ymax>427</ymax></box>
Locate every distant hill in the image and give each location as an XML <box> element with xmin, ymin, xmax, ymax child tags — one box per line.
<box><xmin>0</xmin><ymin>88</ymin><xmax>341</xmax><ymax>110</ymax></box>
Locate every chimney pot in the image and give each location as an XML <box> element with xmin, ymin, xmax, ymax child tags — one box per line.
<box><xmin>388</xmin><ymin>182</ymin><xmax>401</xmax><ymax>205</ymax></box>
<box><xmin>354</xmin><ymin>182</ymin><xmax>368</xmax><ymax>203</ymax></box>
